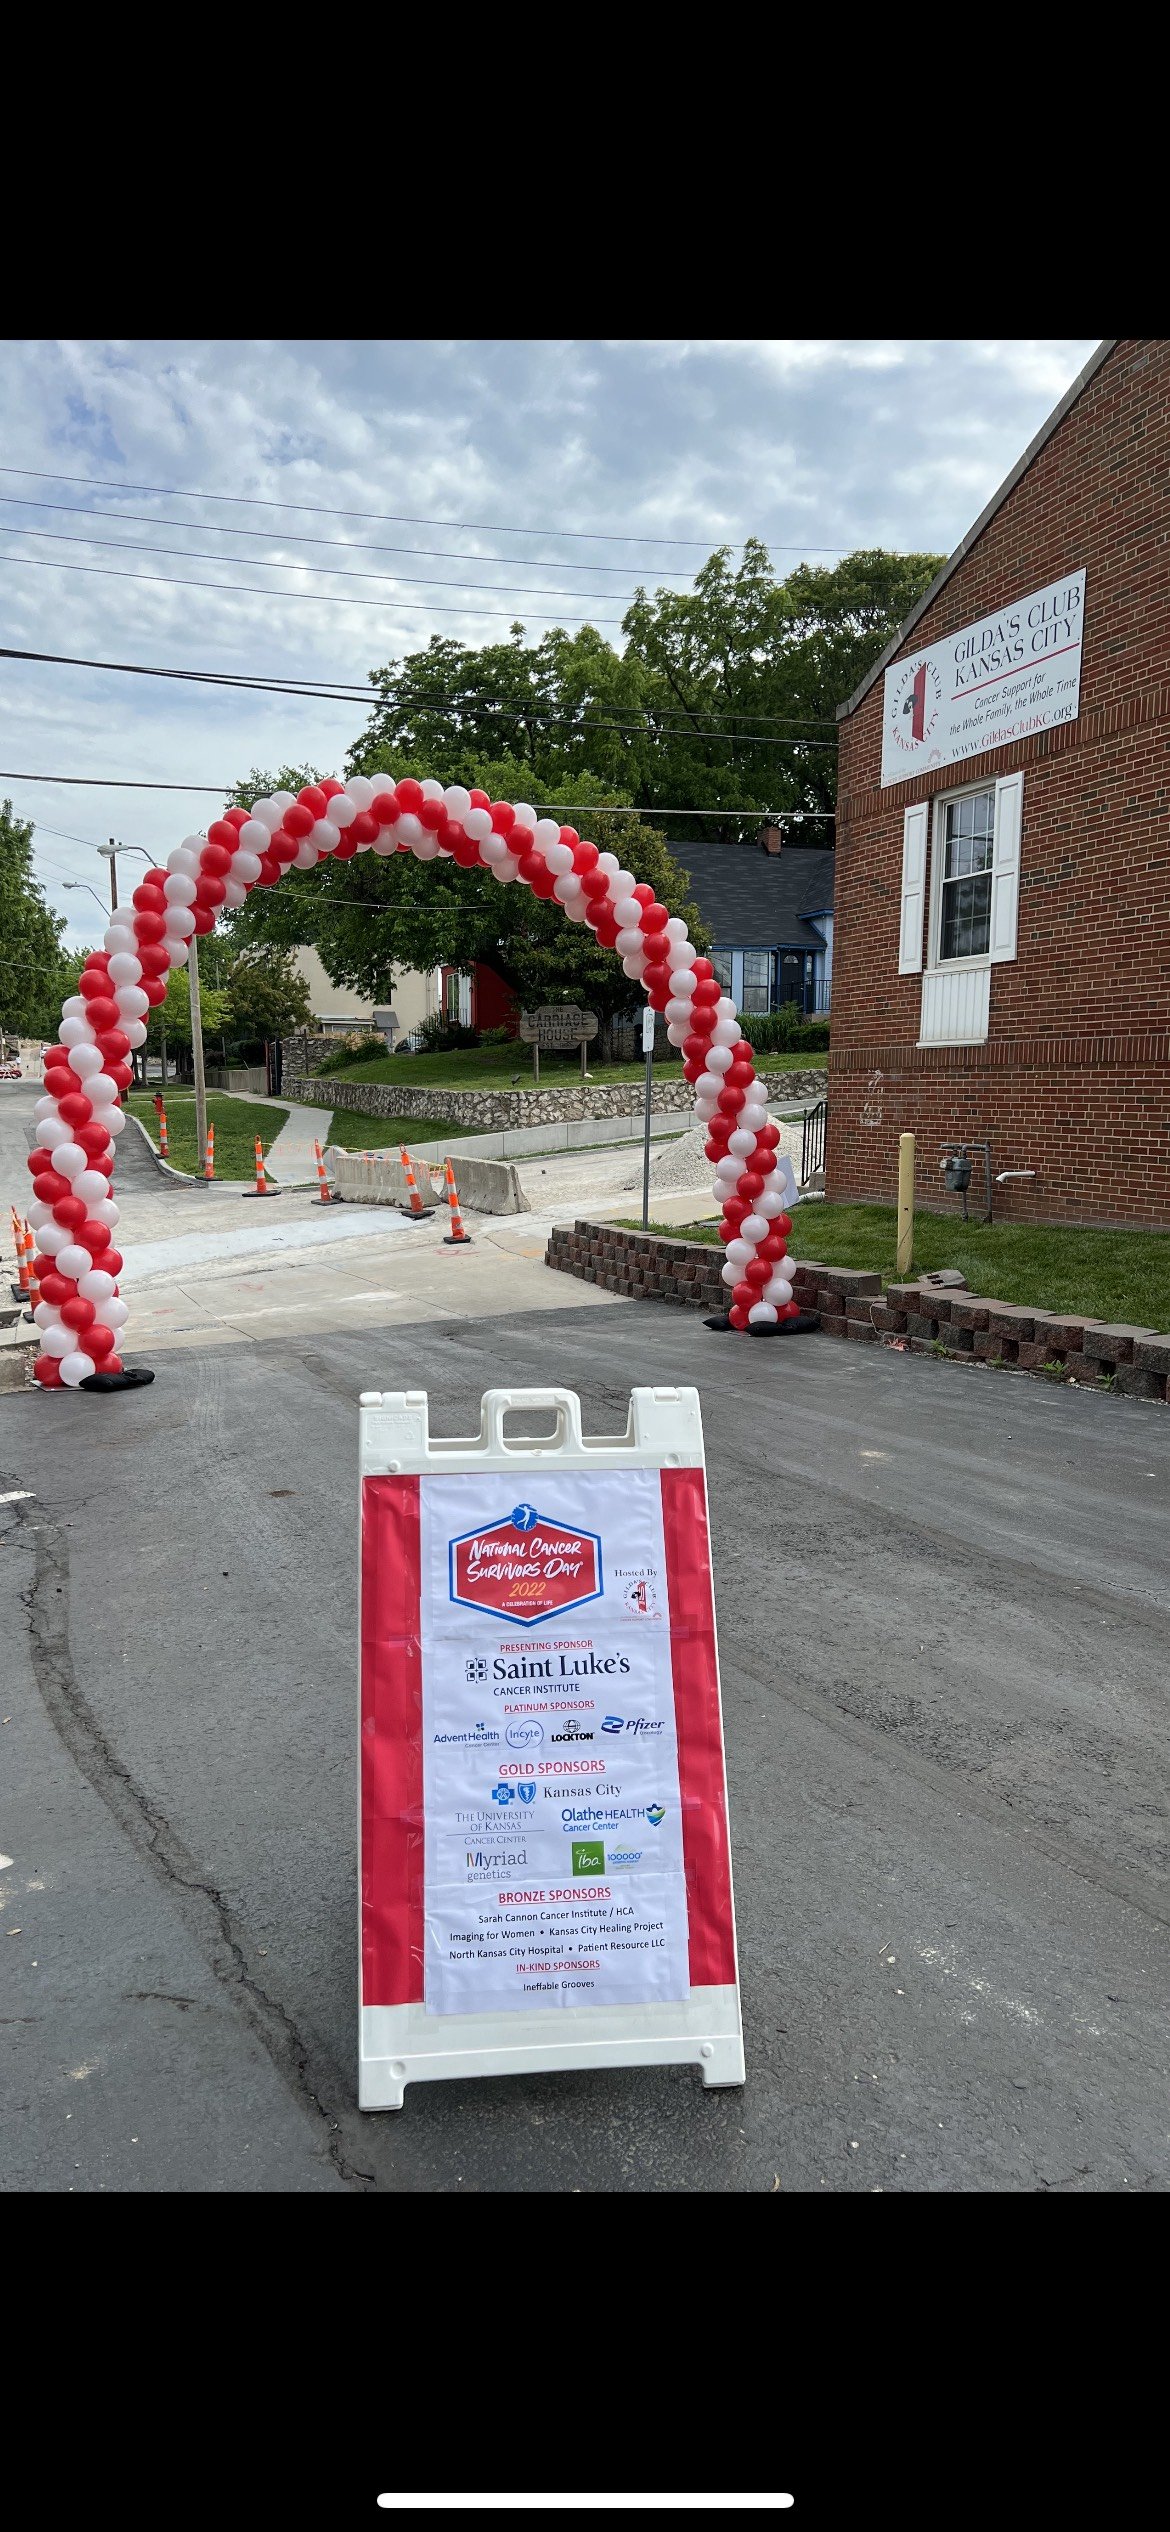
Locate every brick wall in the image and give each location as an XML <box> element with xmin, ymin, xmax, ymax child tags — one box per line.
<box><xmin>830</xmin><ymin>338</ymin><xmax>1170</xmax><ymax>1229</ymax></box>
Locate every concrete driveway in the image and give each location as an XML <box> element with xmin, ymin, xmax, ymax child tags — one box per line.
<box><xmin>2</xmin><ymin>1297</ymin><xmax>1166</xmax><ymax>2194</ymax></box>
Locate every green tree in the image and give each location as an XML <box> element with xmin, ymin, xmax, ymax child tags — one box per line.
<box><xmin>225</xmin><ymin>947</ymin><xmax>313</xmax><ymax>1042</ymax></box>
<box><xmin>144</xmin><ymin>963</ymin><xmax>230</xmax><ymax>1079</ymax></box>
<box><xmin>0</xmin><ymin>800</ymin><xmax>79</xmax><ymax>1037</ymax></box>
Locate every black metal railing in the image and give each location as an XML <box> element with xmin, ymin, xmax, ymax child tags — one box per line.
<box><xmin>801</xmin><ymin>1098</ymin><xmax>827</xmax><ymax>1185</ymax></box>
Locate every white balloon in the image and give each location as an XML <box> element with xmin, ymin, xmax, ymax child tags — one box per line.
<box><xmin>34</xmin><ymin>1094</ymin><xmax>57</xmax><ymax>1120</ymax></box>
<box><xmin>62</xmin><ymin>996</ymin><xmax>89</xmax><ymax>1020</ymax></box>
<box><xmin>270</xmin><ymin>789</ymin><xmax>296</xmax><ymax>814</ymax></box>
<box><xmin>420</xmin><ymin>777</ymin><xmax>445</xmax><ymax>803</ymax></box>
<box><xmin>704</xmin><ymin>1046</ymin><xmax>734</xmax><ymax>1076</ymax></box>
<box><xmin>101</xmin><ymin>1108</ymin><xmax>126</xmax><ymax>1136</ymax></box>
<box><xmin>490</xmin><ymin>857</ymin><xmax>518</xmax><ymax>883</ymax></box>
<box><xmin>92</xmin><ymin>1197</ymin><xmax>120</xmax><ymax>1228</ymax></box>
<box><xmin>167</xmin><ymin>846</ymin><xmax>201</xmax><ymax>875</ymax></box>
<box><xmin>729</xmin><ymin>1130</ymin><xmax>756</xmax><ymax>1159</ymax></box>
<box><xmin>726</xmin><ymin>1239</ymin><xmax>754</xmax><ymax>1271</ymax></box>
<box><xmin>36</xmin><ymin>1117</ymin><xmax>69</xmax><ymax>1149</ymax></box>
<box><xmin>59</xmin><ymin>1018</ymin><xmax>95</xmax><ymax>1049</ymax></box>
<box><xmin>395</xmin><ymin>813</ymin><xmax>423</xmax><ymax>849</ymax></box>
<box><xmin>739</xmin><ymin>1103</ymin><xmax>769</xmax><ymax>1133</ymax></box>
<box><xmin>369</xmin><ymin>772</ymin><xmax>395</xmax><ymax>797</ymax></box>
<box><xmin>371</xmin><ymin>830</ymin><xmax>398</xmax><ymax>858</ymax></box>
<box><xmin>26</xmin><ymin>1199</ymin><xmax>51</xmax><ymax>1230</ymax></box>
<box><xmin>666</xmin><ymin>1021</ymin><xmax>689</xmax><ymax>1047</ymax></box>
<box><xmin>757</xmin><ymin>1188</ymin><xmax>786</xmax><ymax>1219</ymax></box>
<box><xmin>232</xmin><ymin>849</ymin><xmax>263</xmax><ymax>884</ymax></box>
<box><xmin>665</xmin><ymin>916</ymin><xmax>689</xmax><ymax>942</ymax></box>
<box><xmin>346</xmin><ymin>775</ymin><xmax>374</xmax><ymax>810</ymax></box>
<box><xmin>33</xmin><ymin>1302</ymin><xmax>60</xmax><ymax>1329</ymax></box>
<box><xmin>164</xmin><ymin>872</ymin><xmax>198</xmax><ymax>906</ymax></box>
<box><xmin>545</xmin><ymin>842</ymin><xmax>574</xmax><ymax>875</ymax></box>
<box><xmin>124</xmin><ymin>1019</ymin><xmax>148</xmax><ymax>1047</ymax></box>
<box><xmin>621</xmin><ymin>955</ymin><xmax>646</xmax><ymax>980</ymax></box>
<box><xmin>465</xmin><ymin>806</ymin><xmax>492</xmax><ymax>843</ymax></box>
<box><xmin>84</xmin><ymin>1075</ymin><xmax>117</xmax><ymax>1107</ymax></box>
<box><xmin>610</xmin><ymin>867</ymin><xmax>635</xmax><ymax>894</ymax></box>
<box><xmin>741</xmin><ymin>1214</ymin><xmax>768</xmax><ymax>1244</ymax></box>
<box><xmin>59</xmin><ymin>1351</ymin><xmax>97</xmax><ymax>1387</ymax></box>
<box><xmin>479</xmin><ymin>833</ymin><xmax>506</xmax><ymax>865</ymax></box>
<box><xmin>71</xmin><ymin>1174</ymin><xmax>109</xmax><ymax>1208</ymax></box>
<box><xmin>444</xmin><ymin>786</ymin><xmax>472</xmax><ymax>821</ymax></box>
<box><xmin>234</xmin><ymin>822</ymin><xmax>267</xmax><ymax>858</ymax></box>
<box><xmin>54</xmin><ymin>1145</ymin><xmax>88</xmax><ymax>1181</ymax></box>
<box><xmin>69</xmin><ymin>1044</ymin><xmax>104</xmax><ymax>1079</ymax></box>
<box><xmin>564</xmin><ymin>897</ymin><xmax>589</xmax><ymax>921</ymax></box>
<box><xmin>44</xmin><ymin>1324</ymin><xmax>73</xmax><ymax>1357</ymax></box>
<box><xmin>292</xmin><ymin>844</ymin><xmax>317</xmax><ymax>873</ymax></box>
<box><xmin>748</xmin><ymin>1302</ymin><xmax>778</xmax><ymax>1327</ymax></box>
<box><xmin>57</xmin><ymin>1245</ymin><xmax>94</xmax><ymax>1281</ymax></box>
<box><xmin>615</xmin><ymin>928</ymin><xmax>643</xmax><ymax>958</ymax></box>
<box><xmin>665</xmin><ymin>998</ymin><xmax>693</xmax><ymax>1026</ymax></box>
<box><xmin>553</xmin><ymin>874</ymin><xmax>582</xmax><ymax>904</ymax></box>
<box><xmin>37</xmin><ymin>1222</ymin><xmax>67</xmax><ymax>1256</ymax></box>
<box><xmin>96</xmin><ymin>1296</ymin><xmax>129</xmax><ymax>1329</ymax></box>
<box><xmin>249</xmin><ymin>800</ymin><xmax>282</xmax><ymax>831</ymax></box>
<box><xmin>79</xmin><ymin>1268</ymin><xmax>116</xmax><ymax>1303</ymax></box>
<box><xmin>329</xmin><ymin>791</ymin><xmax>358</xmax><ymax>828</ymax></box>
<box><xmin>595</xmin><ymin>851</ymin><xmax>620</xmax><ymax>879</ymax></box>
<box><xmin>412</xmin><ymin>833</ymin><xmax>440</xmax><ymax>861</ymax></box>
<box><xmin>221</xmin><ymin>877</ymin><xmax>248</xmax><ymax>905</ymax></box>
<box><xmin>766</xmin><ymin>1278</ymin><xmax>793</xmax><ymax>1307</ymax></box>
<box><xmin>105</xmin><ymin>927</ymin><xmax>136</xmax><ymax>958</ymax></box>
<box><xmin>613</xmin><ymin>898</ymin><xmax>641</xmax><ymax>930</ymax></box>
<box><xmin>115</xmin><ymin>986</ymin><xmax>149</xmax><ymax>1019</ymax></box>
<box><xmin>166</xmin><ymin>940</ymin><xmax>189</xmax><ymax>968</ymax></box>
<box><xmin>511</xmin><ymin>801</ymin><xmax>536</xmax><ymax>830</ymax></box>
<box><xmin>716</xmin><ymin>997</ymin><xmax>738</xmax><ymax>1021</ymax></box>
<box><xmin>712</xmin><ymin>1018</ymin><xmax>741</xmax><ymax>1048</ymax></box>
<box><xmin>107</xmin><ymin>952</ymin><xmax>143</xmax><ymax>985</ymax></box>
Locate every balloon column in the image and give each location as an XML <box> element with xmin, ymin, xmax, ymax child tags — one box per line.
<box><xmin>27</xmin><ymin>775</ymin><xmax>800</xmax><ymax>1385</ymax></box>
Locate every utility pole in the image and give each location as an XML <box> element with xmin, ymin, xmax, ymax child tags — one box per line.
<box><xmin>188</xmin><ymin>932</ymin><xmax>209</xmax><ymax>1182</ymax></box>
<box><xmin>107</xmin><ymin>840</ymin><xmax>119</xmax><ymax>912</ymax></box>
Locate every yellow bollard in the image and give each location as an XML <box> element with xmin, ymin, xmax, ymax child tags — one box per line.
<box><xmin>896</xmin><ymin>1133</ymin><xmax>916</xmax><ymax>1277</ymax></box>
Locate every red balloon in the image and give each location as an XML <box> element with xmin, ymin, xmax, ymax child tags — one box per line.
<box><xmin>267</xmin><ymin>832</ymin><xmax>299</xmax><ymax>868</ymax></box>
<box><xmin>581</xmin><ymin>869</ymin><xmax>610</xmax><ymax>902</ymax></box>
<box><xmin>133</xmin><ymin>911</ymin><xmax>167</xmax><ymax>943</ymax></box>
<box><xmin>61</xmin><ymin>1296</ymin><xmax>96</xmax><ymax>1331</ymax></box>
<box><xmin>37</xmin><ymin>1170</ymin><xmax>71</xmax><ymax>1205</ymax></box>
<box><xmin>200</xmin><ymin>843</ymin><xmax>233</xmax><ymax>877</ymax></box>
<box><xmin>469</xmin><ymin>788</ymin><xmax>491</xmax><ymax>810</ymax></box>
<box><xmin>395</xmin><ymin>777</ymin><xmax>424</xmax><ymax>814</ymax></box>
<box><xmin>708</xmin><ymin>1119</ymin><xmax>732</xmax><ymax>1148</ymax></box>
<box><xmin>704</xmin><ymin>1138</ymin><xmax>727</xmax><ymax>1163</ymax></box>
<box><xmin>754</xmin><ymin>1150</ymin><xmax>777</xmax><ymax>1176</ymax></box>
<box><xmin>33</xmin><ymin>1355</ymin><xmax>63</xmax><ymax>1387</ymax></box>
<box><xmin>38</xmin><ymin>1272</ymin><xmax>75</xmax><ymax>1307</ymax></box>
<box><xmin>137</xmin><ymin>945</ymin><xmax>171</xmax><ymax>976</ymax></box>
<box><xmin>572</xmin><ymin>839</ymin><xmax>599</xmax><ymax>873</ymax></box>
<box><xmin>132</xmin><ymin>883</ymin><xmax>166</xmax><ymax>914</ymax></box>
<box><xmin>642</xmin><ymin>962</ymin><xmax>671</xmax><ymax>996</ymax></box>
<box><xmin>79</xmin><ymin>968</ymin><xmax>111</xmax><ymax>1000</ymax></box>
<box><xmin>718</xmin><ymin>1221</ymin><xmax>739</xmax><ymax>1244</ymax></box>
<box><xmin>86</xmin><ymin>1324</ymin><xmax>116</xmax><ymax>1359</ymax></box>
<box><xmin>319</xmin><ymin>777</ymin><xmax>345</xmax><ymax>801</ymax></box>
<box><xmin>143</xmin><ymin>976</ymin><xmax>168</xmax><ymax>1003</ymax></box>
<box><xmin>692</xmin><ymin>958</ymin><xmax>714</xmax><ymax>981</ymax></box>
<box><xmin>774</xmin><ymin>1212</ymin><xmax>792</xmax><ymax>1237</ymax></box>
<box><xmin>54</xmin><ymin>1196</ymin><xmax>87</xmax><ymax>1230</ymax></box>
<box><xmin>558</xmin><ymin>827</ymin><xmax>580</xmax><ymax>852</ymax></box>
<box><xmin>728</xmin><ymin>1305</ymin><xmax>749</xmax><ymax>1331</ymax></box>
<box><xmin>419</xmin><ymin>797</ymin><xmax>447</xmax><ymax>833</ymax></box>
<box><xmin>759</xmin><ymin>1121</ymin><xmax>781</xmax><ymax>1148</ymax></box>
<box><xmin>80</xmin><ymin>1219</ymin><xmax>111</xmax><ymax>1255</ymax></box>
<box><xmin>284</xmin><ymin>802</ymin><xmax>315</xmax><ymax>838</ymax></box>
<box><xmin>107</xmin><ymin>1062</ymin><xmax>134</xmax><ymax>1091</ymax></box>
<box><xmin>760</xmin><ymin>1234</ymin><xmax>785</xmax><ymax>1262</ymax></box>
<box><xmin>85</xmin><ymin>996</ymin><xmax>120</xmax><ymax>1031</ymax></box>
<box><xmin>350</xmin><ymin>812</ymin><xmax>379</xmax><ymax>846</ymax></box>
<box><xmin>683</xmin><ymin>1058</ymin><xmax>704</xmax><ymax>1083</ymax></box>
<box><xmin>191</xmin><ymin>907</ymin><xmax>216</xmax><ymax>932</ymax></box>
<box><xmin>222</xmin><ymin>809</ymin><xmax>249</xmax><ymax>833</ymax></box>
<box><xmin>594</xmin><ymin>912</ymin><xmax>621</xmax><ymax>949</ymax></box>
<box><xmin>103</xmin><ymin>1250</ymin><xmax>124</xmax><ymax>1277</ymax></box>
<box><xmin>518</xmin><ymin>848</ymin><xmax>545</xmax><ymax>885</ymax></box>
<box><xmin>723</xmin><ymin>1197</ymin><xmax>749</xmax><ymax>1227</ymax></box>
<box><xmin>57</xmin><ymin>1092</ymin><xmax>92</xmax><ymax>1127</ymax></box>
<box><xmin>103</xmin><ymin>1353</ymin><xmax>124</xmax><ymax>1374</ymax></box>
<box><xmin>738</xmin><ymin>1172</ymin><xmax>765</xmax><ymax>1202</ymax></box>
<box><xmin>298</xmin><ymin>786</ymin><xmax>329</xmax><ymax>820</ymax></box>
<box><xmin>371</xmin><ymin>792</ymin><xmax>399</xmax><ymax>828</ymax></box>
<box><xmin>727</xmin><ymin>1062</ymin><xmax>755</xmax><ymax>1092</ymax></box>
<box><xmin>732</xmin><ymin>1281</ymin><xmax>756</xmax><ymax>1312</ymax></box>
<box><xmin>97</xmin><ymin>1032</ymin><xmax>132</xmax><ymax>1063</ymax></box>
<box><xmin>632</xmin><ymin>883</ymin><xmax>655</xmax><ymax>906</ymax></box>
<box><xmin>641</xmin><ymin>904</ymin><xmax>669</xmax><ymax>934</ymax></box>
<box><xmin>487</xmin><ymin>798</ymin><xmax>514</xmax><ymax>834</ymax></box>
<box><xmin>195</xmin><ymin>874</ymin><xmax>228</xmax><ymax>906</ymax></box>
<box><xmin>92</xmin><ymin>1153</ymin><xmax>115</xmax><ymax>1177</ymax></box>
<box><xmin>333</xmin><ymin>835</ymin><xmax>359</xmax><ymax>860</ymax></box>
<box><xmin>207</xmin><ymin>819</ymin><xmax>238</xmax><ymax>853</ymax></box>
<box><xmin>77</xmin><ymin>1124</ymin><xmax>111</xmax><ymax>1157</ymax></box>
<box><xmin>745</xmin><ymin>1258</ymin><xmax>771</xmax><ymax>1288</ymax></box>
<box><xmin>718</xmin><ymin>1086</ymin><xmax>744</xmax><ymax>1116</ymax></box>
<box><xmin>646</xmin><ymin>983</ymin><xmax>671</xmax><ymax>1012</ymax></box>
<box><xmin>452</xmin><ymin>832</ymin><xmax>480</xmax><ymax>869</ymax></box>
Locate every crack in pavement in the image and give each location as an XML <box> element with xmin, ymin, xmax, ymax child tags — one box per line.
<box><xmin>12</xmin><ymin>1503</ymin><xmax>376</xmax><ymax>2191</ymax></box>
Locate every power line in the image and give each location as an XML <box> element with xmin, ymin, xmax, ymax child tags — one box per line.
<box><xmin>0</xmin><ymin>522</ymin><xmax>648</xmax><ymax>612</ymax></box>
<box><xmin>0</xmin><ymin>769</ymin><xmax>835</xmax><ymax>815</ymax></box>
<box><xmin>0</xmin><ymin>643</ymin><xmax>841</xmax><ymax>737</ymax></box>
<box><xmin>0</xmin><ymin>464</ymin><xmax>852</xmax><ymax>554</ymax></box>
<box><xmin>0</xmin><ymin>548</ymin><xmax>624</xmax><ymax>629</ymax></box>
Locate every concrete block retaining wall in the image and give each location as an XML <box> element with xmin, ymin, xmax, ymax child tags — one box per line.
<box><xmin>284</xmin><ymin>1069</ymin><xmax>828</xmax><ymax>1133</ymax></box>
<box><xmin>332</xmin><ymin>1148</ymin><xmax>529</xmax><ymax>1214</ymax></box>
<box><xmin>545</xmin><ymin>1222</ymin><xmax>1170</xmax><ymax>1401</ymax></box>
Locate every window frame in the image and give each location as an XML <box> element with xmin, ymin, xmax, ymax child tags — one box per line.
<box><xmin>927</xmin><ymin>779</ymin><xmax>998</xmax><ymax>974</ymax></box>
<box><xmin>740</xmin><ymin>948</ymin><xmax>773</xmax><ymax>1014</ymax></box>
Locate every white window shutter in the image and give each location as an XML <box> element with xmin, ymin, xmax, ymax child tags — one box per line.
<box><xmin>990</xmin><ymin>773</ymin><xmax>1023</xmax><ymax>962</ymax></box>
<box><xmin>898</xmin><ymin>803</ymin><xmax>929</xmax><ymax>973</ymax></box>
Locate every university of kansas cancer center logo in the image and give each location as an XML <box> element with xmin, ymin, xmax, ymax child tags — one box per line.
<box><xmin>449</xmin><ymin>1503</ymin><xmax>603</xmax><ymax>1627</ymax></box>
<box><xmin>886</xmin><ymin>652</ymin><xmax>943</xmax><ymax>760</ymax></box>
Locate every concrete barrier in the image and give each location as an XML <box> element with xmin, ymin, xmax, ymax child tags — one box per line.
<box><xmin>331</xmin><ymin>1147</ymin><xmax>529</xmax><ymax>1214</ymax></box>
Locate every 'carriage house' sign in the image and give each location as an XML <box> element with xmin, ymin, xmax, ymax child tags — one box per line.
<box><xmin>518</xmin><ymin>1005</ymin><xmax>599</xmax><ymax>1048</ymax></box>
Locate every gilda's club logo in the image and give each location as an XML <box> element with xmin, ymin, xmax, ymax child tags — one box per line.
<box><xmin>886</xmin><ymin>652</ymin><xmax>943</xmax><ymax>761</ymax></box>
<box><xmin>449</xmin><ymin>1503</ymin><xmax>603</xmax><ymax>1627</ymax></box>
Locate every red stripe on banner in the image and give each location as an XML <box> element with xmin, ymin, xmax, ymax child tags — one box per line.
<box><xmin>360</xmin><ymin>1474</ymin><xmax>424</xmax><ymax>2007</ymax></box>
<box><xmin>660</xmin><ymin>1466</ymin><xmax>737</xmax><ymax>1990</ymax></box>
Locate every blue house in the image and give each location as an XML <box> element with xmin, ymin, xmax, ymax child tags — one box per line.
<box><xmin>670</xmin><ymin>833</ymin><xmax>834</xmax><ymax>1017</ymax></box>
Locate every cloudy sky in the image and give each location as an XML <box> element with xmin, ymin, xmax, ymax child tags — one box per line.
<box><xmin>0</xmin><ymin>336</ymin><xmax>1098</xmax><ymax>951</ymax></box>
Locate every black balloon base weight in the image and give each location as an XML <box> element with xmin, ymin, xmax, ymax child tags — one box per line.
<box><xmin>704</xmin><ymin>1311</ymin><xmax>820</xmax><ymax>1337</ymax></box>
<box><xmin>80</xmin><ymin>1366</ymin><xmax>156</xmax><ymax>1391</ymax></box>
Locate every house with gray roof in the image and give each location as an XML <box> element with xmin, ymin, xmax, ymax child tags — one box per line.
<box><xmin>669</xmin><ymin>831</ymin><xmax>834</xmax><ymax>1017</ymax></box>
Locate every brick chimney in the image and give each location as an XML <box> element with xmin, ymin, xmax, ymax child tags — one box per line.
<box><xmin>758</xmin><ymin>817</ymin><xmax>783</xmax><ymax>855</ymax></box>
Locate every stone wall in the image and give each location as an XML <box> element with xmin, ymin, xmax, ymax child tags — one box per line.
<box><xmin>544</xmin><ymin>1222</ymin><xmax>1170</xmax><ymax>1401</ymax></box>
<box><xmin>283</xmin><ymin>1068</ymin><xmax>828</xmax><ymax>1133</ymax></box>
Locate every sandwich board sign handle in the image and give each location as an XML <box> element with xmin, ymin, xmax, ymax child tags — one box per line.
<box><xmin>358</xmin><ymin>1383</ymin><xmax>745</xmax><ymax>2110</ymax></box>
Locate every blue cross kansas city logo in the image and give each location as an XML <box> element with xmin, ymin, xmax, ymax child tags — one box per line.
<box><xmin>516</xmin><ymin>1783</ymin><xmax>536</xmax><ymax>1805</ymax></box>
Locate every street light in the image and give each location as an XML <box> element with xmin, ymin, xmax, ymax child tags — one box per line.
<box><xmin>96</xmin><ymin>840</ymin><xmax>153</xmax><ymax>910</ymax></box>
<box><xmin>63</xmin><ymin>881</ymin><xmax>110</xmax><ymax>919</ymax></box>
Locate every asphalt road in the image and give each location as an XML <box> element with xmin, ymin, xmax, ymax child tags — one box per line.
<box><xmin>3</xmin><ymin>1304</ymin><xmax>1168</xmax><ymax>2193</ymax></box>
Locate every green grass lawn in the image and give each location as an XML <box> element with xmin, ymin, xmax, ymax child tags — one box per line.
<box><xmin>127</xmin><ymin>1093</ymin><xmax>289</xmax><ymax>1181</ymax></box>
<box><xmin>629</xmin><ymin>1203</ymin><xmax>1170</xmax><ymax>1331</ymax></box>
<box><xmin>316</xmin><ymin>1048</ymin><xmax>826</xmax><ymax>1091</ymax></box>
<box><xmin>320</xmin><ymin>1108</ymin><xmax>487</xmax><ymax>1155</ymax></box>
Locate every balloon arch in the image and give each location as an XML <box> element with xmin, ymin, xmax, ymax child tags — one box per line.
<box><xmin>26</xmin><ymin>775</ymin><xmax>799</xmax><ymax>1385</ymax></box>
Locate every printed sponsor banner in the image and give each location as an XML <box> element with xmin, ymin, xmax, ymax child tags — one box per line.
<box><xmin>880</xmin><ymin>569</ymin><xmax>1085</xmax><ymax>788</ymax></box>
<box><xmin>420</xmin><ymin>1471</ymin><xmax>688</xmax><ymax>2014</ymax></box>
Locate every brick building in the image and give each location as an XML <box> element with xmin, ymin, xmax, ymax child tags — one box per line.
<box><xmin>829</xmin><ymin>337</ymin><xmax>1170</xmax><ymax>1229</ymax></box>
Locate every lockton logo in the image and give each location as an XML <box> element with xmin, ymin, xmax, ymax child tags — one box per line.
<box><xmin>449</xmin><ymin>1508</ymin><xmax>603</xmax><ymax>1627</ymax></box>
<box><xmin>602</xmin><ymin>1714</ymin><xmax>665</xmax><ymax>1738</ymax></box>
<box><xmin>505</xmin><ymin>1720</ymin><xmax>543</xmax><ymax>1750</ymax></box>
<box><xmin>571</xmin><ymin>1840</ymin><xmax>606</xmax><ymax>1875</ymax></box>
<box><xmin>551</xmin><ymin>1721</ymin><xmax>594</xmax><ymax>1743</ymax></box>
<box><xmin>645</xmin><ymin>1804</ymin><xmax>666</xmax><ymax>1827</ymax></box>
<box><xmin>886</xmin><ymin>652</ymin><xmax>943</xmax><ymax>762</ymax></box>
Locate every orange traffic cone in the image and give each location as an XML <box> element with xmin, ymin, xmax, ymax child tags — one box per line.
<box><xmin>156</xmin><ymin>1098</ymin><xmax>169</xmax><ymax>1158</ymax></box>
<box><xmin>242</xmin><ymin>1133</ymin><xmax>281</xmax><ymax>1198</ymax></box>
<box><xmin>399</xmin><ymin>1147</ymin><xmax>434</xmax><ymax>1224</ymax></box>
<box><xmin>443</xmin><ymin>1160</ymin><xmax>472</xmax><ymax>1246</ymax></box>
<box><xmin>204</xmin><ymin>1124</ymin><xmax>215</xmax><ymax>1181</ymax></box>
<box><xmin>23</xmin><ymin>1221</ymin><xmax>40</xmax><ymax>1310</ymax></box>
<box><xmin>311</xmin><ymin>1139</ymin><xmax>334</xmax><ymax>1205</ymax></box>
<box><xmin>10</xmin><ymin>1207</ymin><xmax>28</xmax><ymax>1301</ymax></box>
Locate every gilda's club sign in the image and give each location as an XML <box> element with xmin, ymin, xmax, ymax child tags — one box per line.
<box><xmin>881</xmin><ymin>568</ymin><xmax>1086</xmax><ymax>786</ymax></box>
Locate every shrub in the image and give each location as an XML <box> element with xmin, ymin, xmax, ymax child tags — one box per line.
<box><xmin>478</xmin><ymin>1024</ymin><xmax>516</xmax><ymax>1049</ymax></box>
<box><xmin>415</xmin><ymin>1012</ymin><xmax>481</xmax><ymax>1053</ymax></box>
<box><xmin>746</xmin><ymin>1008</ymin><xmax>831</xmax><ymax>1057</ymax></box>
<box><xmin>317</xmin><ymin>1031</ymin><xmax>388</xmax><ymax>1074</ymax></box>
